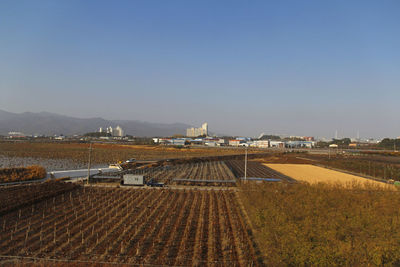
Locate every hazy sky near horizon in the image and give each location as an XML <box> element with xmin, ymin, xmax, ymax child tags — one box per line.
<box><xmin>1</xmin><ymin>0</ymin><xmax>399</xmax><ymax>138</ymax></box>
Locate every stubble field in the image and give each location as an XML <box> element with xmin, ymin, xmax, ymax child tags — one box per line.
<box><xmin>266</xmin><ymin>163</ymin><xmax>392</xmax><ymax>188</ymax></box>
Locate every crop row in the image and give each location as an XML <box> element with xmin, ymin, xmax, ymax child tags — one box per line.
<box><xmin>0</xmin><ymin>181</ymin><xmax>79</xmax><ymax>215</ymax></box>
<box><xmin>0</xmin><ymin>185</ymin><xmax>259</xmax><ymax>266</ymax></box>
<box><xmin>129</xmin><ymin>161</ymin><xmax>237</xmax><ymax>186</ymax></box>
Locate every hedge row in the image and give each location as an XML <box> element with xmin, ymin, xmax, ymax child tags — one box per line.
<box><xmin>0</xmin><ymin>165</ymin><xmax>47</xmax><ymax>183</ymax></box>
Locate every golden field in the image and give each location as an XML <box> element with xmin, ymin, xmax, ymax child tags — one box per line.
<box><xmin>266</xmin><ymin>164</ymin><xmax>392</xmax><ymax>188</ymax></box>
<box><xmin>239</xmin><ymin>182</ymin><xmax>400</xmax><ymax>266</ymax></box>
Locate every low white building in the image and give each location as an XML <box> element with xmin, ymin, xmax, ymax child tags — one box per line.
<box><xmin>205</xmin><ymin>142</ymin><xmax>217</xmax><ymax>147</ymax></box>
<box><xmin>123</xmin><ymin>174</ymin><xmax>145</xmax><ymax>185</ymax></box>
<box><xmin>54</xmin><ymin>135</ymin><xmax>66</xmax><ymax>140</ymax></box>
<box><xmin>253</xmin><ymin>140</ymin><xmax>269</xmax><ymax>148</ymax></box>
<box><xmin>171</xmin><ymin>139</ymin><xmax>185</xmax><ymax>146</ymax></box>
<box><xmin>270</xmin><ymin>141</ymin><xmax>285</xmax><ymax>148</ymax></box>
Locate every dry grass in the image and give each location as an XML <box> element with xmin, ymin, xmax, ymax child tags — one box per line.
<box><xmin>266</xmin><ymin>164</ymin><xmax>392</xmax><ymax>189</ymax></box>
<box><xmin>0</xmin><ymin>166</ymin><xmax>46</xmax><ymax>183</ymax></box>
<box><xmin>239</xmin><ymin>182</ymin><xmax>400</xmax><ymax>266</ymax></box>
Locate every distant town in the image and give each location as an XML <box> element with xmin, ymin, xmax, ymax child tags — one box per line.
<box><xmin>3</xmin><ymin>122</ymin><xmax>399</xmax><ymax>151</ymax></box>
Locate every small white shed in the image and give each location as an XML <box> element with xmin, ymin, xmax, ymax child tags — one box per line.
<box><xmin>123</xmin><ymin>174</ymin><xmax>145</xmax><ymax>185</ymax></box>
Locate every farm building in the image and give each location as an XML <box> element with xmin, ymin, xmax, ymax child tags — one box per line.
<box><xmin>123</xmin><ymin>174</ymin><xmax>146</xmax><ymax>185</ymax></box>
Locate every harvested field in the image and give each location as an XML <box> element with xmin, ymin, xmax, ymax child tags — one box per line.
<box><xmin>226</xmin><ymin>160</ymin><xmax>296</xmax><ymax>182</ymax></box>
<box><xmin>266</xmin><ymin>164</ymin><xmax>392</xmax><ymax>188</ymax></box>
<box><xmin>239</xmin><ymin>182</ymin><xmax>400</xmax><ymax>266</ymax></box>
<box><xmin>255</xmin><ymin>154</ymin><xmax>311</xmax><ymax>164</ymax></box>
<box><xmin>302</xmin><ymin>153</ymin><xmax>400</xmax><ymax>181</ymax></box>
<box><xmin>0</xmin><ymin>183</ymin><xmax>260</xmax><ymax>266</ymax></box>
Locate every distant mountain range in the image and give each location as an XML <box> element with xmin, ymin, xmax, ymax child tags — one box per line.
<box><xmin>0</xmin><ymin>110</ymin><xmax>191</xmax><ymax>137</ymax></box>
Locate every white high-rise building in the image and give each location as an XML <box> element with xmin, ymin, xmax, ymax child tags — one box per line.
<box><xmin>202</xmin><ymin>123</ymin><xmax>208</xmax><ymax>136</ymax></box>
<box><xmin>106</xmin><ymin>126</ymin><xmax>113</xmax><ymax>135</ymax></box>
<box><xmin>186</xmin><ymin>122</ymin><xmax>208</xmax><ymax>137</ymax></box>
<box><xmin>97</xmin><ymin>126</ymin><xmax>124</xmax><ymax>137</ymax></box>
<box><xmin>114</xmin><ymin>126</ymin><xmax>124</xmax><ymax>137</ymax></box>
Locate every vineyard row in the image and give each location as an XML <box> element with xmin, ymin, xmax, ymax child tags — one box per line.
<box><xmin>0</xmin><ymin>185</ymin><xmax>260</xmax><ymax>266</ymax></box>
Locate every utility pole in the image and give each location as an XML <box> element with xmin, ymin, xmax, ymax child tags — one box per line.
<box><xmin>244</xmin><ymin>146</ymin><xmax>248</xmax><ymax>181</ymax></box>
<box><xmin>87</xmin><ymin>142</ymin><xmax>92</xmax><ymax>185</ymax></box>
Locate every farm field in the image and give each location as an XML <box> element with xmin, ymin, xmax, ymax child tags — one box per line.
<box><xmin>266</xmin><ymin>163</ymin><xmax>392</xmax><ymax>188</ymax></box>
<box><xmin>127</xmin><ymin>161</ymin><xmax>237</xmax><ymax>186</ymax></box>
<box><xmin>0</xmin><ymin>142</ymin><xmax>259</xmax><ymax>171</ymax></box>
<box><xmin>0</xmin><ymin>182</ymin><xmax>260</xmax><ymax>266</ymax></box>
<box><xmin>0</xmin><ymin>181</ymin><xmax>79</xmax><ymax>215</ymax></box>
<box><xmin>0</xmin><ymin>155</ymin><xmax>106</xmax><ymax>172</ymax></box>
<box><xmin>226</xmin><ymin>160</ymin><xmax>296</xmax><ymax>182</ymax></box>
<box><xmin>239</xmin><ymin>182</ymin><xmax>400</xmax><ymax>266</ymax></box>
<box><xmin>298</xmin><ymin>153</ymin><xmax>400</xmax><ymax>181</ymax></box>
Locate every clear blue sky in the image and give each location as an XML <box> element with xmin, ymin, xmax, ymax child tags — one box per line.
<box><xmin>1</xmin><ymin>0</ymin><xmax>399</xmax><ymax>138</ymax></box>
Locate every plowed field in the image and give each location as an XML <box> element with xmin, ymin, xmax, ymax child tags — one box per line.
<box><xmin>226</xmin><ymin>160</ymin><xmax>296</xmax><ymax>182</ymax></box>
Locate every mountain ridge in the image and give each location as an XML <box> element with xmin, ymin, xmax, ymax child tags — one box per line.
<box><xmin>0</xmin><ymin>110</ymin><xmax>191</xmax><ymax>137</ymax></box>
